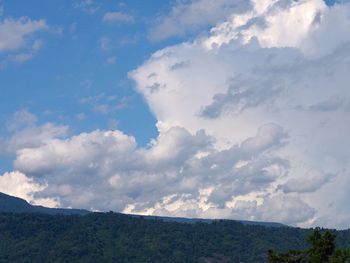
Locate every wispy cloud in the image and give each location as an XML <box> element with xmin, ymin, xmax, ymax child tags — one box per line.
<box><xmin>106</xmin><ymin>56</ymin><xmax>117</xmax><ymax>65</ymax></box>
<box><xmin>0</xmin><ymin>17</ymin><xmax>47</xmax><ymax>51</ymax></box>
<box><xmin>0</xmin><ymin>16</ymin><xmax>47</xmax><ymax>68</ymax></box>
<box><xmin>98</xmin><ymin>36</ymin><xmax>112</xmax><ymax>50</ymax></box>
<box><xmin>149</xmin><ymin>0</ymin><xmax>250</xmax><ymax>41</ymax></box>
<box><xmin>74</xmin><ymin>0</ymin><xmax>100</xmax><ymax>15</ymax></box>
<box><xmin>102</xmin><ymin>11</ymin><xmax>134</xmax><ymax>24</ymax></box>
<box><xmin>79</xmin><ymin>93</ymin><xmax>129</xmax><ymax>114</ymax></box>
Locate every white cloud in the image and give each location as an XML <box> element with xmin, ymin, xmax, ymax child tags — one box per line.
<box><xmin>0</xmin><ymin>16</ymin><xmax>47</xmax><ymax>68</ymax></box>
<box><xmin>103</xmin><ymin>12</ymin><xmax>134</xmax><ymax>24</ymax></box>
<box><xmin>0</xmin><ymin>171</ymin><xmax>59</xmax><ymax>207</ymax></box>
<box><xmin>278</xmin><ymin>170</ymin><xmax>333</xmax><ymax>193</ymax></box>
<box><xmin>10</xmin><ymin>39</ymin><xmax>44</xmax><ymax>63</ymax></box>
<box><xmin>4</xmin><ymin>0</ymin><xmax>350</xmax><ymax>228</ymax></box>
<box><xmin>7</xmin><ymin>109</ymin><xmax>37</xmax><ymax>131</ymax></box>
<box><xmin>246</xmin><ymin>194</ymin><xmax>315</xmax><ymax>225</ymax></box>
<box><xmin>204</xmin><ymin>0</ymin><xmax>350</xmax><ymax>57</ymax></box>
<box><xmin>0</xmin><ymin>17</ymin><xmax>47</xmax><ymax>52</ymax></box>
<box><xmin>1</xmin><ymin>110</ymin><xmax>68</xmax><ymax>155</ymax></box>
<box><xmin>5</xmin><ymin>123</ymin><xmax>68</xmax><ymax>155</ymax></box>
<box><xmin>5</xmin><ymin>122</ymin><xmax>294</xmax><ymax>223</ymax></box>
<box><xmin>149</xmin><ymin>0</ymin><xmax>251</xmax><ymax>41</ymax></box>
<box><xmin>130</xmin><ymin>0</ymin><xmax>350</xmax><ymax>228</ymax></box>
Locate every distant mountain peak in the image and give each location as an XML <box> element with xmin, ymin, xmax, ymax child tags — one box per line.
<box><xmin>0</xmin><ymin>192</ymin><xmax>89</xmax><ymax>216</ymax></box>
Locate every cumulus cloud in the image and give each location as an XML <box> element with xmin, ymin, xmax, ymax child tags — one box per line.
<box><xmin>200</xmin><ymin>75</ymin><xmax>283</xmax><ymax>118</ymax></box>
<box><xmin>4</xmin><ymin>121</ymin><xmax>297</xmax><ymax>223</ymax></box>
<box><xmin>0</xmin><ymin>171</ymin><xmax>59</xmax><ymax>207</ymax></box>
<box><xmin>278</xmin><ymin>170</ymin><xmax>334</xmax><ymax>193</ymax></box>
<box><xmin>130</xmin><ymin>0</ymin><xmax>350</xmax><ymax>228</ymax></box>
<box><xmin>4</xmin><ymin>123</ymin><xmax>68</xmax><ymax>155</ymax></box>
<box><xmin>249</xmin><ymin>194</ymin><xmax>316</xmax><ymax>225</ymax></box>
<box><xmin>4</xmin><ymin>0</ymin><xmax>350</xmax><ymax>228</ymax></box>
<box><xmin>203</xmin><ymin>0</ymin><xmax>350</xmax><ymax>57</ymax></box>
<box><xmin>1</xmin><ymin>110</ymin><xmax>68</xmax><ymax>155</ymax></box>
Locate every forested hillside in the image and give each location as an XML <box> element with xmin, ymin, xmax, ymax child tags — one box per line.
<box><xmin>1</xmin><ymin>212</ymin><xmax>350</xmax><ymax>263</ymax></box>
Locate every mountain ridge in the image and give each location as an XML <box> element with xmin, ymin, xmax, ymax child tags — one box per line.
<box><xmin>1</xmin><ymin>192</ymin><xmax>350</xmax><ymax>262</ymax></box>
<box><xmin>0</xmin><ymin>191</ymin><xmax>286</xmax><ymax>228</ymax></box>
<box><xmin>0</xmin><ymin>192</ymin><xmax>89</xmax><ymax>216</ymax></box>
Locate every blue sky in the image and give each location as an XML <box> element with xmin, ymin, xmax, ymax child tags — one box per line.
<box><xmin>0</xmin><ymin>0</ymin><xmax>336</xmax><ymax>150</ymax></box>
<box><xmin>2</xmin><ymin>0</ymin><xmax>350</xmax><ymax>229</ymax></box>
<box><xmin>0</xmin><ymin>0</ymin><xmax>215</xmax><ymax>173</ymax></box>
<box><xmin>0</xmin><ymin>0</ymin><xmax>173</xmax><ymax>149</ymax></box>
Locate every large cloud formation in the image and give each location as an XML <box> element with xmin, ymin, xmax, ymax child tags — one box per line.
<box><xmin>2</xmin><ymin>0</ymin><xmax>350</xmax><ymax>228</ymax></box>
<box><xmin>131</xmin><ymin>0</ymin><xmax>350</xmax><ymax>228</ymax></box>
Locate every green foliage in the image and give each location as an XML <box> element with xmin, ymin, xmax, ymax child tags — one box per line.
<box><xmin>0</xmin><ymin>212</ymin><xmax>350</xmax><ymax>262</ymax></box>
<box><xmin>268</xmin><ymin>229</ymin><xmax>350</xmax><ymax>263</ymax></box>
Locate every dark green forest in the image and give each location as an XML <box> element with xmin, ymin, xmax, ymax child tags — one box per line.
<box><xmin>269</xmin><ymin>230</ymin><xmax>350</xmax><ymax>262</ymax></box>
<box><xmin>1</xmin><ymin>212</ymin><xmax>350</xmax><ymax>263</ymax></box>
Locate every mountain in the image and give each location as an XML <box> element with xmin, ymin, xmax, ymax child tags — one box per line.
<box><xmin>1</xmin><ymin>211</ymin><xmax>349</xmax><ymax>263</ymax></box>
<box><xmin>136</xmin><ymin>215</ymin><xmax>287</xmax><ymax>228</ymax></box>
<box><xmin>1</xmin><ymin>192</ymin><xmax>350</xmax><ymax>262</ymax></box>
<box><xmin>0</xmin><ymin>192</ymin><xmax>286</xmax><ymax>228</ymax></box>
<box><xmin>0</xmin><ymin>212</ymin><xmax>308</xmax><ymax>263</ymax></box>
<box><xmin>0</xmin><ymin>192</ymin><xmax>89</xmax><ymax>215</ymax></box>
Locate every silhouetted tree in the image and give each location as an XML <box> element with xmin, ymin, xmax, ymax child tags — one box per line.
<box><xmin>268</xmin><ymin>229</ymin><xmax>350</xmax><ymax>263</ymax></box>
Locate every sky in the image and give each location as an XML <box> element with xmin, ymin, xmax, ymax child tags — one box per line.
<box><xmin>1</xmin><ymin>0</ymin><xmax>350</xmax><ymax>229</ymax></box>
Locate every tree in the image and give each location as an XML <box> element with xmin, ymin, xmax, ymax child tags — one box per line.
<box><xmin>268</xmin><ymin>229</ymin><xmax>350</xmax><ymax>263</ymax></box>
